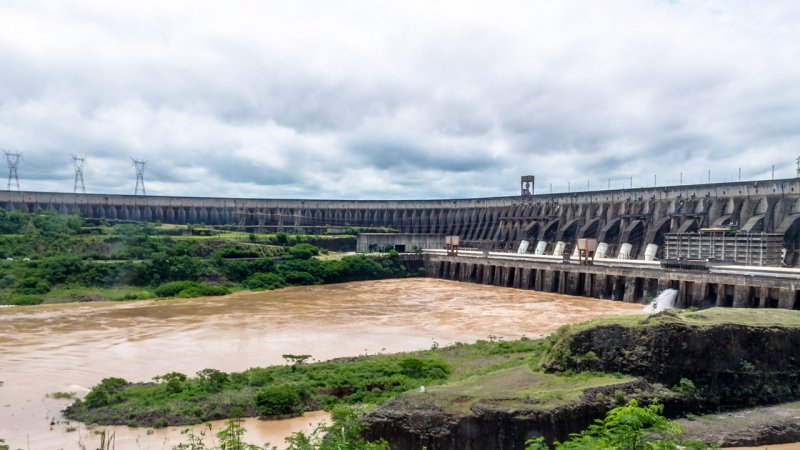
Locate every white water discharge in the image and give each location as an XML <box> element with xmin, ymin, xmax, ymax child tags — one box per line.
<box><xmin>644</xmin><ymin>289</ymin><xmax>678</xmax><ymax>313</ymax></box>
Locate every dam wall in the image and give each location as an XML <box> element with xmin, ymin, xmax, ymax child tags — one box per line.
<box><xmin>2</xmin><ymin>177</ymin><xmax>800</xmax><ymax>265</ymax></box>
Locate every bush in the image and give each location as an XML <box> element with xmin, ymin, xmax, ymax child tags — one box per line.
<box><xmin>287</xmin><ymin>243</ymin><xmax>319</xmax><ymax>260</ymax></box>
<box><xmin>15</xmin><ymin>277</ymin><xmax>51</xmax><ymax>295</ymax></box>
<box><xmin>673</xmin><ymin>378</ymin><xmax>699</xmax><ymax>396</ymax></box>
<box><xmin>244</xmin><ymin>272</ymin><xmax>286</xmax><ymax>290</ymax></box>
<box><xmin>154</xmin><ymin>372</ymin><xmax>187</xmax><ymax>394</ymax></box>
<box><xmin>550</xmin><ymin>400</ymin><xmax>705</xmax><ymax>449</ymax></box>
<box><xmin>154</xmin><ymin>281</ymin><xmax>197</xmax><ymax>297</ymax></box>
<box><xmin>7</xmin><ymin>295</ymin><xmax>44</xmax><ymax>305</ymax></box>
<box><xmin>398</xmin><ymin>357</ymin><xmax>452</xmax><ymax>379</ymax></box>
<box><xmin>274</xmin><ymin>232</ymin><xmax>289</xmax><ymax>244</ymax></box>
<box><xmin>197</xmin><ymin>368</ymin><xmax>229</xmax><ymax>393</ymax></box>
<box><xmin>154</xmin><ymin>281</ymin><xmax>229</xmax><ymax>298</ymax></box>
<box><xmin>280</xmin><ymin>270</ymin><xmax>320</xmax><ymax>285</ymax></box>
<box><xmin>255</xmin><ymin>384</ymin><xmax>302</xmax><ymax>417</ymax></box>
<box><xmin>84</xmin><ymin>377</ymin><xmax>128</xmax><ymax>408</ymax></box>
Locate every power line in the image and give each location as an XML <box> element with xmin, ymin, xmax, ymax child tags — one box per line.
<box><xmin>72</xmin><ymin>154</ymin><xmax>86</xmax><ymax>193</ymax></box>
<box><xmin>3</xmin><ymin>150</ymin><xmax>22</xmax><ymax>191</ymax></box>
<box><xmin>131</xmin><ymin>158</ymin><xmax>147</xmax><ymax>196</ymax></box>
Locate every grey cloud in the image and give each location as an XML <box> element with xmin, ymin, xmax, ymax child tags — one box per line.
<box><xmin>1</xmin><ymin>1</ymin><xmax>800</xmax><ymax>198</ymax></box>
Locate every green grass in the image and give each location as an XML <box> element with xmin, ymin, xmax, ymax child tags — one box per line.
<box><xmin>418</xmin><ymin>365</ymin><xmax>635</xmax><ymax>413</ymax></box>
<box><xmin>39</xmin><ymin>285</ymin><xmax>155</xmax><ymax>304</ymax></box>
<box><xmin>553</xmin><ymin>308</ymin><xmax>800</xmax><ymax>335</ymax></box>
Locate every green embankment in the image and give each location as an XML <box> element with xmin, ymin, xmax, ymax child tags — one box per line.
<box><xmin>0</xmin><ymin>210</ymin><xmax>412</xmax><ymax>306</ymax></box>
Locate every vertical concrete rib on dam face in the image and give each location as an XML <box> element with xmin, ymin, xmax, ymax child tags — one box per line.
<box><xmin>2</xmin><ymin>177</ymin><xmax>800</xmax><ymax>265</ymax></box>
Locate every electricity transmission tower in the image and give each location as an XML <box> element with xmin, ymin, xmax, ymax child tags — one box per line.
<box><xmin>72</xmin><ymin>154</ymin><xmax>86</xmax><ymax>193</ymax></box>
<box><xmin>796</xmin><ymin>156</ymin><xmax>800</xmax><ymax>177</ymax></box>
<box><xmin>3</xmin><ymin>150</ymin><xmax>22</xmax><ymax>191</ymax></box>
<box><xmin>131</xmin><ymin>158</ymin><xmax>147</xmax><ymax>195</ymax></box>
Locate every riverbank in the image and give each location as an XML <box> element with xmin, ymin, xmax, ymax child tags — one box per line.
<box><xmin>61</xmin><ymin>307</ymin><xmax>800</xmax><ymax>448</ymax></box>
<box><xmin>1</xmin><ymin>210</ymin><xmax>419</xmax><ymax>307</ymax></box>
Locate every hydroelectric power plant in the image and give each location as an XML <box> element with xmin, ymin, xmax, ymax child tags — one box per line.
<box><xmin>3</xmin><ymin>176</ymin><xmax>800</xmax><ymax>310</ymax></box>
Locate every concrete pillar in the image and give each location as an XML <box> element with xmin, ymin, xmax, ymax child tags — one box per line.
<box><xmin>583</xmin><ymin>273</ymin><xmax>594</xmax><ymax>298</ymax></box>
<box><xmin>716</xmin><ymin>283</ymin><xmax>726</xmax><ymax>307</ymax></box>
<box><xmin>592</xmin><ymin>274</ymin><xmax>605</xmax><ymax>299</ymax></box>
<box><xmin>520</xmin><ymin>269</ymin><xmax>531</xmax><ymax>290</ymax></box>
<box><xmin>778</xmin><ymin>289</ymin><xmax>796</xmax><ymax>310</ymax></box>
<box><xmin>482</xmin><ymin>264</ymin><xmax>494</xmax><ymax>284</ymax></box>
<box><xmin>558</xmin><ymin>271</ymin><xmax>567</xmax><ymax>294</ymax></box>
<box><xmin>534</xmin><ymin>269</ymin><xmax>544</xmax><ymax>291</ymax></box>
<box><xmin>692</xmin><ymin>283</ymin><xmax>707</xmax><ymax>308</ymax></box>
<box><xmin>427</xmin><ymin>261</ymin><xmax>439</xmax><ymax>278</ymax></box>
<box><xmin>623</xmin><ymin>281</ymin><xmax>637</xmax><ymax>303</ymax></box>
<box><xmin>758</xmin><ymin>287</ymin><xmax>769</xmax><ymax>308</ymax></box>
<box><xmin>733</xmin><ymin>285</ymin><xmax>750</xmax><ymax>308</ymax></box>
<box><xmin>501</xmin><ymin>266</ymin><xmax>512</xmax><ymax>287</ymax></box>
<box><xmin>542</xmin><ymin>270</ymin><xmax>553</xmax><ymax>292</ymax></box>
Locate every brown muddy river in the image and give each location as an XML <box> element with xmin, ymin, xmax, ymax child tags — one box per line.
<box><xmin>0</xmin><ymin>278</ymin><xmax>646</xmax><ymax>449</ymax></box>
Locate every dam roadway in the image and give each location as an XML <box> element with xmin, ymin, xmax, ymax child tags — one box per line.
<box><xmin>3</xmin><ymin>177</ymin><xmax>800</xmax><ymax>266</ymax></box>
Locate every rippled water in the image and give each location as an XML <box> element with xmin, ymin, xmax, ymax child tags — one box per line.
<box><xmin>0</xmin><ymin>278</ymin><xmax>646</xmax><ymax>449</ymax></box>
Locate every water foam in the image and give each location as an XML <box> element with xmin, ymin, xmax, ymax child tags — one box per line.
<box><xmin>643</xmin><ymin>289</ymin><xmax>678</xmax><ymax>313</ymax></box>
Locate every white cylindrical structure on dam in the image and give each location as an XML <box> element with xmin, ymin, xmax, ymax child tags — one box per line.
<box><xmin>595</xmin><ymin>242</ymin><xmax>608</xmax><ymax>259</ymax></box>
<box><xmin>553</xmin><ymin>241</ymin><xmax>566</xmax><ymax>256</ymax></box>
<box><xmin>534</xmin><ymin>241</ymin><xmax>547</xmax><ymax>255</ymax></box>
<box><xmin>644</xmin><ymin>244</ymin><xmax>659</xmax><ymax>261</ymax></box>
<box><xmin>618</xmin><ymin>243</ymin><xmax>633</xmax><ymax>259</ymax></box>
<box><xmin>517</xmin><ymin>240</ymin><xmax>530</xmax><ymax>254</ymax></box>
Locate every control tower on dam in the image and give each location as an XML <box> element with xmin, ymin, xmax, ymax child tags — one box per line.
<box><xmin>3</xmin><ymin>177</ymin><xmax>800</xmax><ymax>266</ymax></box>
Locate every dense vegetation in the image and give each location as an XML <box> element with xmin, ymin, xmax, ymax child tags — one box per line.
<box><xmin>65</xmin><ymin>338</ymin><xmax>544</xmax><ymax>427</ymax></box>
<box><xmin>0</xmin><ymin>210</ymin><xmax>414</xmax><ymax>305</ymax></box>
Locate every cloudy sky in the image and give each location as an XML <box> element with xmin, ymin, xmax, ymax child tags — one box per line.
<box><xmin>1</xmin><ymin>1</ymin><xmax>799</xmax><ymax>199</ymax></box>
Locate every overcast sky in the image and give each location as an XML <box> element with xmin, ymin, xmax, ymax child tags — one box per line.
<box><xmin>1</xmin><ymin>1</ymin><xmax>799</xmax><ymax>199</ymax></box>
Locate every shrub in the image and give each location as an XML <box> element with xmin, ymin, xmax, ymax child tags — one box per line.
<box><xmin>398</xmin><ymin>357</ymin><xmax>451</xmax><ymax>379</ymax></box>
<box><xmin>274</xmin><ymin>232</ymin><xmax>289</xmax><ymax>244</ymax></box>
<box><xmin>84</xmin><ymin>377</ymin><xmax>128</xmax><ymax>408</ymax></box>
<box><xmin>673</xmin><ymin>378</ymin><xmax>699</xmax><ymax>396</ymax></box>
<box><xmin>154</xmin><ymin>281</ymin><xmax>229</xmax><ymax>298</ymax></box>
<box><xmin>15</xmin><ymin>277</ymin><xmax>51</xmax><ymax>295</ymax></box>
<box><xmin>176</xmin><ymin>284</ymin><xmax>229</xmax><ymax>298</ymax></box>
<box><xmin>551</xmin><ymin>400</ymin><xmax>704</xmax><ymax>449</ymax></box>
<box><xmin>255</xmin><ymin>384</ymin><xmax>302</xmax><ymax>417</ymax></box>
<box><xmin>153</xmin><ymin>418</ymin><xmax>168</xmax><ymax>428</ymax></box>
<box><xmin>280</xmin><ymin>270</ymin><xmax>320</xmax><ymax>286</ymax></box>
<box><xmin>7</xmin><ymin>295</ymin><xmax>44</xmax><ymax>306</ymax></box>
<box><xmin>244</xmin><ymin>272</ymin><xmax>286</xmax><ymax>290</ymax></box>
<box><xmin>154</xmin><ymin>280</ymin><xmax>197</xmax><ymax>297</ymax></box>
<box><xmin>197</xmin><ymin>368</ymin><xmax>229</xmax><ymax>393</ymax></box>
<box><xmin>154</xmin><ymin>372</ymin><xmax>187</xmax><ymax>394</ymax></box>
<box><xmin>287</xmin><ymin>243</ymin><xmax>319</xmax><ymax>260</ymax></box>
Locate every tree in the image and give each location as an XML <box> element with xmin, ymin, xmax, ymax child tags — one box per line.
<box><xmin>532</xmin><ymin>400</ymin><xmax>707</xmax><ymax>450</ymax></box>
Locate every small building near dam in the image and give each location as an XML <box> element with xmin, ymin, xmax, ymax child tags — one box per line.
<box><xmin>356</xmin><ymin>233</ymin><xmax>444</xmax><ymax>253</ymax></box>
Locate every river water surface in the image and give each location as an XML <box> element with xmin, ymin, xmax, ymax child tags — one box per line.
<box><xmin>1</xmin><ymin>278</ymin><xmax>649</xmax><ymax>449</ymax></box>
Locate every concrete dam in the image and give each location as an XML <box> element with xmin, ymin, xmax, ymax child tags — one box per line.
<box><xmin>4</xmin><ymin>177</ymin><xmax>800</xmax><ymax>266</ymax></box>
